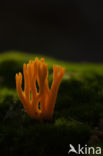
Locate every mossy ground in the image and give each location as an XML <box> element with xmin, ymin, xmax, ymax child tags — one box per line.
<box><xmin>0</xmin><ymin>52</ymin><xmax>103</xmax><ymax>156</ymax></box>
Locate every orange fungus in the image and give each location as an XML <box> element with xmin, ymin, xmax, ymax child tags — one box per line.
<box><xmin>16</xmin><ymin>57</ymin><xmax>65</xmax><ymax>120</ymax></box>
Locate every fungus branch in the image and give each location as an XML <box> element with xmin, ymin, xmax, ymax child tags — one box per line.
<box><xmin>16</xmin><ymin>58</ymin><xmax>65</xmax><ymax>120</ymax></box>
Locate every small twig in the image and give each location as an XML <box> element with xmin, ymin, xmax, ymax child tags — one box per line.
<box><xmin>68</xmin><ymin>116</ymin><xmax>83</xmax><ymax>124</ymax></box>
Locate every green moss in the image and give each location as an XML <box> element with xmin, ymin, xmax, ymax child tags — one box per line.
<box><xmin>0</xmin><ymin>52</ymin><xmax>103</xmax><ymax>155</ymax></box>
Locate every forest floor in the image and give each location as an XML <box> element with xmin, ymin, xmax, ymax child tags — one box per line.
<box><xmin>0</xmin><ymin>52</ymin><xmax>103</xmax><ymax>156</ymax></box>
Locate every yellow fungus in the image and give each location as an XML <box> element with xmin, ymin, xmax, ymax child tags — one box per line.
<box><xmin>16</xmin><ymin>58</ymin><xmax>65</xmax><ymax>120</ymax></box>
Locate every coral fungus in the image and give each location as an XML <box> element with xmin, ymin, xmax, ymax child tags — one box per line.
<box><xmin>16</xmin><ymin>58</ymin><xmax>65</xmax><ymax>120</ymax></box>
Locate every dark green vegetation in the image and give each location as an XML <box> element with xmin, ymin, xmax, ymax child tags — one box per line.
<box><xmin>0</xmin><ymin>52</ymin><xmax>103</xmax><ymax>156</ymax></box>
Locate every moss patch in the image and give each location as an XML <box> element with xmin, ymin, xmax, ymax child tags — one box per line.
<box><xmin>0</xmin><ymin>52</ymin><xmax>103</xmax><ymax>156</ymax></box>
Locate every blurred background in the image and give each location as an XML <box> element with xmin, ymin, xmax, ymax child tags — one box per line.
<box><xmin>0</xmin><ymin>0</ymin><xmax>103</xmax><ymax>62</ymax></box>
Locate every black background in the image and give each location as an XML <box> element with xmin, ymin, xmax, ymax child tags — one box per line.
<box><xmin>0</xmin><ymin>0</ymin><xmax>103</xmax><ymax>62</ymax></box>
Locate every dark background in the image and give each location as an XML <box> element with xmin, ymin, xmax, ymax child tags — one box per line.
<box><xmin>0</xmin><ymin>0</ymin><xmax>103</xmax><ymax>62</ymax></box>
